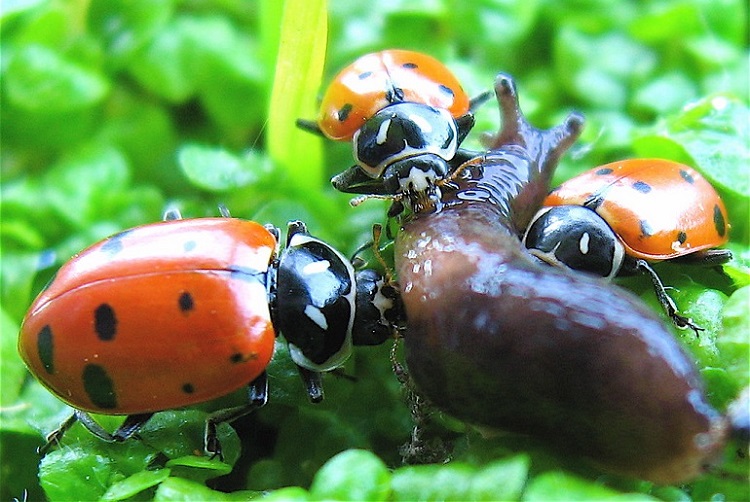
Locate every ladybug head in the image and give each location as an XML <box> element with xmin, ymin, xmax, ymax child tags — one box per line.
<box><xmin>352</xmin><ymin>102</ymin><xmax>459</xmax><ymax>178</ymax></box>
<box><xmin>523</xmin><ymin>205</ymin><xmax>625</xmax><ymax>280</ymax></box>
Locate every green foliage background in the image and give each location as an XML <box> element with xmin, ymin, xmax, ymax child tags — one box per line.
<box><xmin>1</xmin><ymin>0</ymin><xmax>748</xmax><ymax>500</ymax></box>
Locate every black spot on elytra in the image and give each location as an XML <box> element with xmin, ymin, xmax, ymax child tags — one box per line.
<box><xmin>714</xmin><ymin>205</ymin><xmax>726</xmax><ymax>237</ymax></box>
<box><xmin>230</xmin><ymin>353</ymin><xmax>244</xmax><ymax>364</ymax></box>
<box><xmin>182</xmin><ymin>383</ymin><xmax>195</xmax><ymax>394</ymax></box>
<box><xmin>640</xmin><ymin>219</ymin><xmax>655</xmax><ymax>237</ymax></box>
<box><xmin>402</xmin><ymin>62</ymin><xmax>418</xmax><ymax>69</ymax></box>
<box><xmin>677</xmin><ymin>231</ymin><xmax>687</xmax><ymax>244</ymax></box>
<box><xmin>37</xmin><ymin>325</ymin><xmax>54</xmax><ymax>374</ymax></box>
<box><xmin>595</xmin><ymin>168</ymin><xmax>613</xmax><ymax>175</ymax></box>
<box><xmin>100</xmin><ymin>229</ymin><xmax>134</xmax><ymax>256</ymax></box>
<box><xmin>183</xmin><ymin>240</ymin><xmax>197</xmax><ymax>252</ymax></box>
<box><xmin>632</xmin><ymin>180</ymin><xmax>652</xmax><ymax>193</ymax></box>
<box><xmin>337</xmin><ymin>103</ymin><xmax>353</xmax><ymax>122</ymax></box>
<box><xmin>178</xmin><ymin>292</ymin><xmax>194</xmax><ymax>313</ymax></box>
<box><xmin>94</xmin><ymin>304</ymin><xmax>117</xmax><ymax>341</ymax></box>
<box><xmin>679</xmin><ymin>169</ymin><xmax>695</xmax><ymax>184</ymax></box>
<box><xmin>358</xmin><ymin>71</ymin><xmax>373</xmax><ymax>80</ymax></box>
<box><xmin>83</xmin><ymin>364</ymin><xmax>117</xmax><ymax>409</ymax></box>
<box><xmin>438</xmin><ymin>84</ymin><xmax>455</xmax><ymax>98</ymax></box>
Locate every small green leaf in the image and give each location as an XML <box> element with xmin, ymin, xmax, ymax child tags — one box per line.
<box><xmin>100</xmin><ymin>468</ymin><xmax>171</xmax><ymax>501</ymax></box>
<box><xmin>0</xmin><ymin>307</ymin><xmax>25</xmax><ymax>406</ymax></box>
<box><xmin>391</xmin><ymin>463</ymin><xmax>476</xmax><ymax>501</ymax></box>
<box><xmin>153</xmin><ymin>477</ymin><xmax>234</xmax><ymax>501</ymax></box>
<box><xmin>4</xmin><ymin>45</ymin><xmax>109</xmax><ymax>112</ymax></box>
<box><xmin>719</xmin><ymin>285</ymin><xmax>750</xmax><ymax>383</ymax></box>
<box><xmin>178</xmin><ymin>144</ymin><xmax>267</xmax><ymax>192</ymax></box>
<box><xmin>309</xmin><ymin>449</ymin><xmax>391</xmax><ymax>501</ymax></box>
<box><xmin>470</xmin><ymin>455</ymin><xmax>530</xmax><ymax>501</ymax></box>
<box><xmin>523</xmin><ymin>471</ymin><xmax>653</xmax><ymax>501</ymax></box>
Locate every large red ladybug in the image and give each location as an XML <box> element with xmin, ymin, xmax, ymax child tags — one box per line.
<box><xmin>18</xmin><ymin>209</ymin><xmax>402</xmax><ymax>459</ymax></box>
<box><xmin>523</xmin><ymin>159</ymin><xmax>731</xmax><ymax>333</ymax></box>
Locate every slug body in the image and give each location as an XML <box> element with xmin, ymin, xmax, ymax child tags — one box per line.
<box><xmin>394</xmin><ymin>75</ymin><xmax>727</xmax><ymax>484</ymax></box>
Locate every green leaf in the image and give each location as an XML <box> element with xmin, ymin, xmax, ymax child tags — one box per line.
<box><xmin>718</xmin><ymin>285</ymin><xmax>750</xmax><ymax>384</ymax></box>
<box><xmin>4</xmin><ymin>45</ymin><xmax>109</xmax><ymax>112</ymax></box>
<box><xmin>391</xmin><ymin>463</ymin><xmax>476</xmax><ymax>501</ymax></box>
<box><xmin>309</xmin><ymin>449</ymin><xmax>391</xmax><ymax>501</ymax></box>
<box><xmin>523</xmin><ymin>471</ymin><xmax>653</xmax><ymax>501</ymax></box>
<box><xmin>153</xmin><ymin>477</ymin><xmax>237</xmax><ymax>501</ymax></box>
<box><xmin>100</xmin><ymin>468</ymin><xmax>171</xmax><ymax>501</ymax></box>
<box><xmin>127</xmin><ymin>20</ymin><xmax>195</xmax><ymax>102</ymax></box>
<box><xmin>178</xmin><ymin>144</ymin><xmax>268</xmax><ymax>192</ymax></box>
<box><xmin>0</xmin><ymin>307</ymin><xmax>25</xmax><ymax>406</ymax></box>
<box><xmin>469</xmin><ymin>455</ymin><xmax>531</xmax><ymax>501</ymax></box>
<box><xmin>87</xmin><ymin>0</ymin><xmax>174</xmax><ymax>68</ymax></box>
<box><xmin>266</xmin><ymin>0</ymin><xmax>327</xmax><ymax>190</ymax></box>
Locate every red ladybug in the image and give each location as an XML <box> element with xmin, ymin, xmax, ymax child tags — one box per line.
<box><xmin>18</xmin><ymin>210</ymin><xmax>402</xmax><ymax>459</ymax></box>
<box><xmin>316</xmin><ymin>49</ymin><xmax>471</xmax><ymax>141</ymax></box>
<box><xmin>523</xmin><ymin>159</ymin><xmax>731</xmax><ymax>333</ymax></box>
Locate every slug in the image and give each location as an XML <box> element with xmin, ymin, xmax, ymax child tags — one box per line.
<box><xmin>338</xmin><ymin>73</ymin><xmax>740</xmax><ymax>484</ymax></box>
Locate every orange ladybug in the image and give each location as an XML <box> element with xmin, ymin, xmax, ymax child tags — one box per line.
<box><xmin>317</xmin><ymin>49</ymin><xmax>471</xmax><ymax>141</ymax></box>
<box><xmin>18</xmin><ymin>210</ymin><xmax>402</xmax><ymax>459</ymax></box>
<box><xmin>523</xmin><ymin>158</ymin><xmax>732</xmax><ymax>333</ymax></box>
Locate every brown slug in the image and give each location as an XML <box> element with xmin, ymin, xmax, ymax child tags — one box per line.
<box><xmin>332</xmin><ymin>73</ymin><xmax>744</xmax><ymax>484</ymax></box>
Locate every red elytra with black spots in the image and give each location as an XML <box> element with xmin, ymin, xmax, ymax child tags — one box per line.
<box><xmin>544</xmin><ymin>158</ymin><xmax>730</xmax><ymax>260</ymax></box>
<box><xmin>317</xmin><ymin>49</ymin><xmax>470</xmax><ymax>141</ymax></box>
<box><xmin>18</xmin><ymin>218</ymin><xmax>277</xmax><ymax>415</ymax></box>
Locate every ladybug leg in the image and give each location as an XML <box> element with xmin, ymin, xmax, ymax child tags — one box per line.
<box><xmin>112</xmin><ymin>413</ymin><xmax>154</xmax><ymax>441</ymax></box>
<box><xmin>296</xmin><ymin>365</ymin><xmax>324</xmax><ymax>403</ymax></box>
<box><xmin>634</xmin><ymin>259</ymin><xmax>704</xmax><ymax>336</ymax></box>
<box><xmin>205</xmin><ymin>372</ymin><xmax>268</xmax><ymax>461</ymax></box>
<box><xmin>38</xmin><ymin>412</ymin><xmax>78</xmax><ymax>455</ymax></box>
<box><xmin>673</xmin><ymin>249</ymin><xmax>733</xmax><ymax>267</ymax></box>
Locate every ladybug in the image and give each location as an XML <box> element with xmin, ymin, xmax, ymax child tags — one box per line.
<box><xmin>298</xmin><ymin>49</ymin><xmax>489</xmax><ymax>209</ymax></box>
<box><xmin>18</xmin><ymin>209</ymin><xmax>403</xmax><ymax>459</ymax></box>
<box><xmin>333</xmin><ymin>74</ymin><xmax>746</xmax><ymax>483</ymax></box>
<box><xmin>316</xmin><ymin>49</ymin><xmax>472</xmax><ymax>141</ymax></box>
<box><xmin>523</xmin><ymin>159</ymin><xmax>732</xmax><ymax>333</ymax></box>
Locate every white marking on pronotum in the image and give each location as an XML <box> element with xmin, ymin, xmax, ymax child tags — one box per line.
<box><xmin>304</xmin><ymin>305</ymin><xmax>328</xmax><ymax>330</ymax></box>
<box><xmin>579</xmin><ymin>232</ymin><xmax>590</xmax><ymax>255</ymax></box>
<box><xmin>408</xmin><ymin>112</ymin><xmax>433</xmax><ymax>133</ymax></box>
<box><xmin>376</xmin><ymin>119</ymin><xmax>391</xmax><ymax>145</ymax></box>
<box><xmin>302</xmin><ymin>260</ymin><xmax>330</xmax><ymax>275</ymax></box>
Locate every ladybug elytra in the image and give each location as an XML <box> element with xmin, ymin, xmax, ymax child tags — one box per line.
<box><xmin>19</xmin><ymin>210</ymin><xmax>402</xmax><ymax>458</ymax></box>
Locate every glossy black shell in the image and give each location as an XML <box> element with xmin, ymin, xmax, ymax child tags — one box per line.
<box><xmin>394</xmin><ymin>75</ymin><xmax>727</xmax><ymax>484</ymax></box>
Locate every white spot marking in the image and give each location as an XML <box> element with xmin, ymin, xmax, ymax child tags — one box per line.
<box><xmin>302</xmin><ymin>260</ymin><xmax>330</xmax><ymax>275</ymax></box>
<box><xmin>408</xmin><ymin>112</ymin><xmax>433</xmax><ymax>133</ymax></box>
<box><xmin>376</xmin><ymin>118</ymin><xmax>391</xmax><ymax>145</ymax></box>
<box><xmin>579</xmin><ymin>232</ymin><xmax>590</xmax><ymax>255</ymax></box>
<box><xmin>304</xmin><ymin>305</ymin><xmax>328</xmax><ymax>330</ymax></box>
